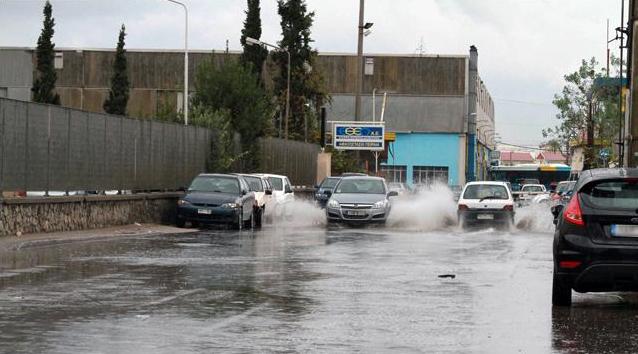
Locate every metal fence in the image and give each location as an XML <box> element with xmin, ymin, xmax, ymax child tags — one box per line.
<box><xmin>258</xmin><ymin>137</ymin><xmax>320</xmax><ymax>187</ymax></box>
<box><xmin>0</xmin><ymin>98</ymin><xmax>213</xmax><ymax>192</ymax></box>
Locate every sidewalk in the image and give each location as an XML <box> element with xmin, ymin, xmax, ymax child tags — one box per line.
<box><xmin>0</xmin><ymin>223</ymin><xmax>196</xmax><ymax>251</ymax></box>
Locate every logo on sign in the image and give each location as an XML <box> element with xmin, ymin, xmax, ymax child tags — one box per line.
<box><xmin>345</xmin><ymin>127</ymin><xmax>362</xmax><ymax>136</ymax></box>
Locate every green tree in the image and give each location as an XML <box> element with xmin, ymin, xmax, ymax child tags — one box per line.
<box><xmin>240</xmin><ymin>0</ymin><xmax>268</xmax><ymax>81</ymax></box>
<box><xmin>274</xmin><ymin>0</ymin><xmax>329</xmax><ymax>141</ymax></box>
<box><xmin>191</xmin><ymin>57</ymin><xmax>273</xmax><ymax>171</ymax></box>
<box><xmin>103</xmin><ymin>25</ymin><xmax>130</xmax><ymax>115</ymax></box>
<box><xmin>32</xmin><ymin>1</ymin><xmax>60</xmax><ymax>105</ymax></box>
<box><xmin>543</xmin><ymin>57</ymin><xmax>621</xmax><ymax>168</ymax></box>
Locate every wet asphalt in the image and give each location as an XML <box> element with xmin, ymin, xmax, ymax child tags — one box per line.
<box><xmin>1</xmin><ymin>220</ymin><xmax>638</xmax><ymax>353</ymax></box>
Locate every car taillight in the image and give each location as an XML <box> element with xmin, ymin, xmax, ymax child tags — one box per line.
<box><xmin>503</xmin><ymin>205</ymin><xmax>514</xmax><ymax>211</ymax></box>
<box><xmin>458</xmin><ymin>204</ymin><xmax>468</xmax><ymax>211</ymax></box>
<box><xmin>563</xmin><ymin>194</ymin><xmax>584</xmax><ymax>226</ymax></box>
<box><xmin>559</xmin><ymin>260</ymin><xmax>582</xmax><ymax>269</ymax></box>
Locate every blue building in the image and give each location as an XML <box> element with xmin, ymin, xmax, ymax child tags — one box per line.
<box><xmin>324</xmin><ymin>46</ymin><xmax>495</xmax><ymax>187</ymax></box>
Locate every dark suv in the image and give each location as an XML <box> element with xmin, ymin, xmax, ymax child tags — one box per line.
<box><xmin>552</xmin><ymin>168</ymin><xmax>638</xmax><ymax>306</ymax></box>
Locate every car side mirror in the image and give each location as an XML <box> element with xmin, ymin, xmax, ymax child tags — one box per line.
<box><xmin>285</xmin><ymin>187</ymin><xmax>293</xmax><ymax>194</ymax></box>
<box><xmin>265</xmin><ymin>189</ymin><xmax>273</xmax><ymax>195</ymax></box>
<box><xmin>388</xmin><ymin>191</ymin><xmax>399</xmax><ymax>197</ymax></box>
<box><xmin>242</xmin><ymin>190</ymin><xmax>248</xmax><ymax>196</ymax></box>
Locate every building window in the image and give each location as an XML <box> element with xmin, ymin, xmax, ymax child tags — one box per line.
<box><xmin>381</xmin><ymin>165</ymin><xmax>407</xmax><ymax>183</ymax></box>
<box><xmin>413</xmin><ymin>166</ymin><xmax>449</xmax><ymax>186</ymax></box>
<box><xmin>54</xmin><ymin>52</ymin><xmax>63</xmax><ymax>69</ymax></box>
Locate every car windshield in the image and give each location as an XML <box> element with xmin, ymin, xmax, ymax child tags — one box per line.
<box><xmin>581</xmin><ymin>180</ymin><xmax>638</xmax><ymax>210</ymax></box>
<box><xmin>244</xmin><ymin>176</ymin><xmax>264</xmax><ymax>192</ymax></box>
<box><xmin>335</xmin><ymin>179</ymin><xmax>386</xmax><ymax>194</ymax></box>
<box><xmin>189</xmin><ymin>176</ymin><xmax>239</xmax><ymax>194</ymax></box>
<box><xmin>321</xmin><ymin>178</ymin><xmax>340</xmax><ymax>189</ymax></box>
<box><xmin>463</xmin><ymin>184</ymin><xmax>509</xmax><ymax>200</ymax></box>
<box><xmin>268</xmin><ymin>177</ymin><xmax>283</xmax><ymax>191</ymax></box>
<box><xmin>557</xmin><ymin>182</ymin><xmax>576</xmax><ymax>194</ymax></box>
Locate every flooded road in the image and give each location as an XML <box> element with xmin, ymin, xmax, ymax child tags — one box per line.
<box><xmin>1</xmin><ymin>223</ymin><xmax>637</xmax><ymax>353</ymax></box>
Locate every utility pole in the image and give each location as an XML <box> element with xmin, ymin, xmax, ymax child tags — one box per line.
<box><xmin>354</xmin><ymin>0</ymin><xmax>365</xmax><ymax>122</ymax></box>
<box><xmin>629</xmin><ymin>0</ymin><xmax>638</xmax><ymax>166</ymax></box>
<box><xmin>584</xmin><ymin>95</ymin><xmax>595</xmax><ymax>171</ymax></box>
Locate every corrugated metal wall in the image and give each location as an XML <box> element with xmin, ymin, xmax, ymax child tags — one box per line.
<box><xmin>0</xmin><ymin>97</ymin><xmax>212</xmax><ymax>192</ymax></box>
<box><xmin>258</xmin><ymin>137</ymin><xmax>320</xmax><ymax>187</ymax></box>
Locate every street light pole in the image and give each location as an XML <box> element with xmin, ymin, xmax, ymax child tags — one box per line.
<box><xmin>246</xmin><ymin>37</ymin><xmax>291</xmax><ymax>140</ymax></box>
<box><xmin>168</xmin><ymin>0</ymin><xmax>188</xmax><ymax>126</ymax></box>
<box><xmin>354</xmin><ymin>0</ymin><xmax>365</xmax><ymax>122</ymax></box>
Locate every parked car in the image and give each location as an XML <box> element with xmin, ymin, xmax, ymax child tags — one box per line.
<box><xmin>253</xmin><ymin>173</ymin><xmax>295</xmax><ymax>219</ymax></box>
<box><xmin>457</xmin><ymin>181</ymin><xmax>515</xmax><ymax>229</ymax></box>
<box><xmin>314</xmin><ymin>176</ymin><xmax>341</xmax><ymax>208</ymax></box>
<box><xmin>551</xmin><ymin>168</ymin><xmax>638</xmax><ymax>306</ymax></box>
<box><xmin>325</xmin><ymin>176</ymin><xmax>398</xmax><ymax>224</ymax></box>
<box><xmin>388</xmin><ymin>182</ymin><xmax>410</xmax><ymax>196</ymax></box>
<box><xmin>176</xmin><ymin>174</ymin><xmax>257</xmax><ymax>230</ymax></box>
<box><xmin>239</xmin><ymin>174</ymin><xmax>272</xmax><ymax>227</ymax></box>
<box><xmin>515</xmin><ymin>183</ymin><xmax>547</xmax><ymax>204</ymax></box>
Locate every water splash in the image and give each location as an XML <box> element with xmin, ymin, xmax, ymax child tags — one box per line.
<box><xmin>264</xmin><ymin>199</ymin><xmax>326</xmax><ymax>228</ymax></box>
<box><xmin>515</xmin><ymin>202</ymin><xmax>555</xmax><ymax>233</ymax></box>
<box><xmin>387</xmin><ymin>184</ymin><xmax>458</xmax><ymax>231</ymax></box>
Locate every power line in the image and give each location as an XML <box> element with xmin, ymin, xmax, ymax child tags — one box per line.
<box><xmin>496</xmin><ymin>141</ymin><xmax>547</xmax><ymax>151</ymax></box>
<box><xmin>493</xmin><ymin>97</ymin><xmax>554</xmax><ymax>106</ymax></box>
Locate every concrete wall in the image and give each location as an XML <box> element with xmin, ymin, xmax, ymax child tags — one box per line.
<box><xmin>383</xmin><ymin>133</ymin><xmax>462</xmax><ymax>187</ymax></box>
<box><xmin>0</xmin><ymin>48</ymin><xmax>32</xmax><ymax>101</ymax></box>
<box><xmin>326</xmin><ymin>94</ymin><xmax>466</xmax><ymax>133</ymax></box>
<box><xmin>0</xmin><ymin>193</ymin><xmax>180</xmax><ymax>236</ymax></box>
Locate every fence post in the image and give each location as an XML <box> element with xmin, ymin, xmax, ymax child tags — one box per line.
<box><xmin>119</xmin><ymin>116</ymin><xmax>123</xmax><ymax>194</ymax></box>
<box><xmin>45</xmin><ymin>106</ymin><xmax>51</xmax><ymax>196</ymax></box>
<box><xmin>65</xmin><ymin>109</ymin><xmax>71</xmax><ymax>195</ymax></box>
<box><xmin>24</xmin><ymin>103</ymin><xmax>29</xmax><ymax>193</ymax></box>
<box><xmin>0</xmin><ymin>100</ymin><xmax>4</xmax><ymax>195</ymax></box>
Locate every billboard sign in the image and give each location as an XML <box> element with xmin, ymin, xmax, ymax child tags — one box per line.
<box><xmin>333</xmin><ymin>123</ymin><xmax>385</xmax><ymax>151</ymax></box>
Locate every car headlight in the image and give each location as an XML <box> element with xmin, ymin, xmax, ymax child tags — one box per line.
<box><xmin>327</xmin><ymin>199</ymin><xmax>340</xmax><ymax>208</ymax></box>
<box><xmin>221</xmin><ymin>203</ymin><xmax>240</xmax><ymax>209</ymax></box>
<box><xmin>177</xmin><ymin>199</ymin><xmax>191</xmax><ymax>206</ymax></box>
<box><xmin>373</xmin><ymin>200</ymin><xmax>388</xmax><ymax>209</ymax></box>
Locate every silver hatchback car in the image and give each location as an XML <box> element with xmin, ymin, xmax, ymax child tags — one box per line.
<box><xmin>325</xmin><ymin>176</ymin><xmax>398</xmax><ymax>224</ymax></box>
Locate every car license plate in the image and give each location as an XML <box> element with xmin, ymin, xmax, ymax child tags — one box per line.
<box><xmin>345</xmin><ymin>210</ymin><xmax>366</xmax><ymax>216</ymax></box>
<box><xmin>611</xmin><ymin>225</ymin><xmax>638</xmax><ymax>237</ymax></box>
<box><xmin>477</xmin><ymin>214</ymin><xmax>494</xmax><ymax>220</ymax></box>
<box><xmin>197</xmin><ymin>209</ymin><xmax>212</xmax><ymax>215</ymax></box>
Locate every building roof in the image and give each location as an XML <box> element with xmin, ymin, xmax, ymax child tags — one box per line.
<box><xmin>500</xmin><ymin>151</ymin><xmax>534</xmax><ymax>162</ymax></box>
<box><xmin>537</xmin><ymin>151</ymin><xmax>566</xmax><ymax>162</ymax></box>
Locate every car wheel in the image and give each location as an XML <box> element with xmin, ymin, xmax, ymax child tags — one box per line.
<box><xmin>176</xmin><ymin>218</ymin><xmax>186</xmax><ymax>228</ymax></box>
<box><xmin>232</xmin><ymin>213</ymin><xmax>243</xmax><ymax>231</ymax></box>
<box><xmin>255</xmin><ymin>208</ymin><xmax>263</xmax><ymax>229</ymax></box>
<box><xmin>552</xmin><ymin>272</ymin><xmax>572</xmax><ymax>306</ymax></box>
<box><xmin>244</xmin><ymin>211</ymin><xmax>254</xmax><ymax>229</ymax></box>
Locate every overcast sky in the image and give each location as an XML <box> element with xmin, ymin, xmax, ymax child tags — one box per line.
<box><xmin>0</xmin><ymin>0</ymin><xmax>625</xmax><ymax>147</ymax></box>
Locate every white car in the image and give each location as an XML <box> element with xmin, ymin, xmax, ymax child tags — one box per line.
<box><xmin>240</xmin><ymin>174</ymin><xmax>273</xmax><ymax>227</ymax></box>
<box><xmin>457</xmin><ymin>181</ymin><xmax>515</xmax><ymax>229</ymax></box>
<box><xmin>516</xmin><ymin>184</ymin><xmax>548</xmax><ymax>204</ymax></box>
<box><xmin>252</xmin><ymin>173</ymin><xmax>295</xmax><ymax>219</ymax></box>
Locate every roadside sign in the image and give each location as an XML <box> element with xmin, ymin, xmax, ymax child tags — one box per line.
<box><xmin>333</xmin><ymin>123</ymin><xmax>385</xmax><ymax>151</ymax></box>
<box><xmin>384</xmin><ymin>131</ymin><xmax>396</xmax><ymax>142</ymax></box>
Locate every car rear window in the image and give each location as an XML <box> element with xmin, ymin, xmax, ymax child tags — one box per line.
<box><xmin>244</xmin><ymin>176</ymin><xmax>264</xmax><ymax>192</ymax></box>
<box><xmin>523</xmin><ymin>185</ymin><xmax>544</xmax><ymax>193</ymax></box>
<box><xmin>268</xmin><ymin>177</ymin><xmax>283</xmax><ymax>191</ymax></box>
<box><xmin>463</xmin><ymin>184</ymin><xmax>509</xmax><ymax>200</ymax></box>
<box><xmin>580</xmin><ymin>179</ymin><xmax>638</xmax><ymax>210</ymax></box>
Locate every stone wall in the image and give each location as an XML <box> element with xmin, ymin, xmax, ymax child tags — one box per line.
<box><xmin>0</xmin><ymin>193</ymin><xmax>182</xmax><ymax>236</ymax></box>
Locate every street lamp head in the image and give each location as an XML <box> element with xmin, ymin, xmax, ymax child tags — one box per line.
<box><xmin>363</xmin><ymin>22</ymin><xmax>374</xmax><ymax>29</ymax></box>
<box><xmin>245</xmin><ymin>37</ymin><xmax>262</xmax><ymax>46</ymax></box>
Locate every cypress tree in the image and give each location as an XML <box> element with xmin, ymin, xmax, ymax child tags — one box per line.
<box><xmin>103</xmin><ymin>25</ymin><xmax>130</xmax><ymax>115</ymax></box>
<box><xmin>240</xmin><ymin>0</ymin><xmax>268</xmax><ymax>80</ymax></box>
<box><xmin>32</xmin><ymin>0</ymin><xmax>60</xmax><ymax>105</ymax></box>
<box><xmin>274</xmin><ymin>0</ymin><xmax>328</xmax><ymax>140</ymax></box>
